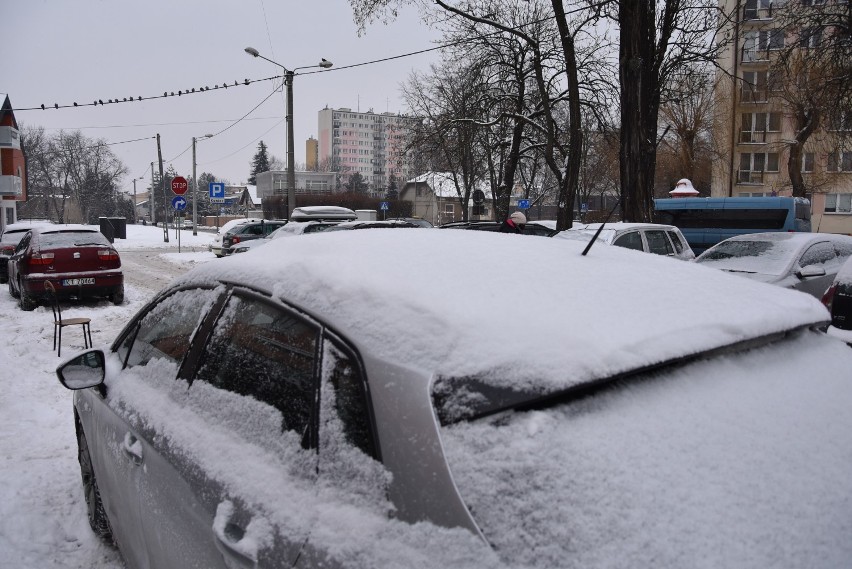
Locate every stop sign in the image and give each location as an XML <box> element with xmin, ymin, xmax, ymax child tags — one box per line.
<box><xmin>171</xmin><ymin>176</ymin><xmax>188</xmax><ymax>195</ymax></box>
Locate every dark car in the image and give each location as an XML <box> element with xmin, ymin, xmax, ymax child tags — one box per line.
<box><xmin>220</xmin><ymin>220</ymin><xmax>287</xmax><ymax>256</ymax></box>
<box><xmin>0</xmin><ymin>220</ymin><xmax>54</xmax><ymax>284</ymax></box>
<box><xmin>7</xmin><ymin>225</ymin><xmax>123</xmax><ymax>311</ymax></box>
<box><xmin>322</xmin><ymin>219</ymin><xmax>424</xmax><ymax>231</ymax></box>
<box><xmin>54</xmin><ymin>230</ymin><xmax>852</xmax><ymax>568</ymax></box>
<box><xmin>439</xmin><ymin>220</ymin><xmax>557</xmax><ymax>237</ymax></box>
<box><xmin>823</xmin><ymin>255</ymin><xmax>852</xmax><ymax>345</ymax></box>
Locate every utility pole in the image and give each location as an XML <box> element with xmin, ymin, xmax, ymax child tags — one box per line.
<box><xmin>157</xmin><ymin>133</ymin><xmax>168</xmax><ymax>242</ymax></box>
<box><xmin>150</xmin><ymin>162</ymin><xmax>156</xmax><ymax>225</ymax></box>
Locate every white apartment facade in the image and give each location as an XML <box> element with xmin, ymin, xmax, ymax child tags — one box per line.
<box><xmin>317</xmin><ymin>107</ymin><xmax>420</xmax><ymax>195</ymax></box>
<box><xmin>712</xmin><ymin>0</ymin><xmax>851</xmax><ymax>234</ymax></box>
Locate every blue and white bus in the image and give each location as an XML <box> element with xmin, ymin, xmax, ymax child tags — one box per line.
<box><xmin>654</xmin><ymin>197</ymin><xmax>811</xmax><ymax>255</ymax></box>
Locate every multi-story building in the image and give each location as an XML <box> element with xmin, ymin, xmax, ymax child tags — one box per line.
<box><xmin>317</xmin><ymin>107</ymin><xmax>419</xmax><ymax>196</ymax></box>
<box><xmin>712</xmin><ymin>0</ymin><xmax>851</xmax><ymax>234</ymax></box>
<box><xmin>0</xmin><ymin>96</ymin><xmax>26</xmax><ymax>232</ymax></box>
<box><xmin>255</xmin><ymin>170</ymin><xmax>338</xmax><ymax>200</ymax></box>
<box><xmin>306</xmin><ymin>136</ymin><xmax>319</xmax><ymax>171</ymax></box>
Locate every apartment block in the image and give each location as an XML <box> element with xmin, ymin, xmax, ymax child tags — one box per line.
<box><xmin>712</xmin><ymin>0</ymin><xmax>851</xmax><ymax>234</ymax></box>
<box><xmin>318</xmin><ymin>107</ymin><xmax>419</xmax><ymax>195</ymax></box>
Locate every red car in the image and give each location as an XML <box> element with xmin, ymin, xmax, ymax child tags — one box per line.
<box><xmin>7</xmin><ymin>225</ymin><xmax>124</xmax><ymax>311</ymax></box>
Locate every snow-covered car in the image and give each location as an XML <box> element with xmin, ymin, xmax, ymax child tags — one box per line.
<box><xmin>208</xmin><ymin>218</ymin><xmax>263</xmax><ymax>257</ymax></box>
<box><xmin>554</xmin><ymin>222</ymin><xmax>695</xmax><ymax>260</ymax></box>
<box><xmin>220</xmin><ymin>220</ymin><xmax>287</xmax><ymax>256</ymax></box>
<box><xmin>822</xmin><ymin>255</ymin><xmax>852</xmax><ymax>345</ymax></box>
<box><xmin>229</xmin><ymin>221</ymin><xmax>343</xmax><ymax>254</ymax></box>
<box><xmin>56</xmin><ymin>231</ymin><xmax>852</xmax><ymax>568</ymax></box>
<box><xmin>8</xmin><ymin>225</ymin><xmax>123</xmax><ymax>310</ymax></box>
<box><xmin>0</xmin><ymin>220</ymin><xmax>54</xmax><ymax>283</ymax></box>
<box><xmin>695</xmin><ymin>232</ymin><xmax>852</xmax><ymax>299</ymax></box>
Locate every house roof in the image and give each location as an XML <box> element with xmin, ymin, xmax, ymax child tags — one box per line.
<box><xmin>406</xmin><ymin>172</ymin><xmax>492</xmax><ymax>199</ymax></box>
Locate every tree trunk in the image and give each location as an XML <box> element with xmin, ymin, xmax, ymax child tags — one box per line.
<box><xmin>619</xmin><ymin>0</ymin><xmax>658</xmax><ymax>222</ymax></box>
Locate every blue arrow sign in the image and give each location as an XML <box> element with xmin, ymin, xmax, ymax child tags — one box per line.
<box><xmin>172</xmin><ymin>196</ymin><xmax>187</xmax><ymax>211</ymax></box>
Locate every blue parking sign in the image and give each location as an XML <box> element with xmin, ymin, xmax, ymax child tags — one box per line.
<box><xmin>518</xmin><ymin>199</ymin><xmax>530</xmax><ymax>209</ymax></box>
<box><xmin>209</xmin><ymin>182</ymin><xmax>225</xmax><ymax>199</ymax></box>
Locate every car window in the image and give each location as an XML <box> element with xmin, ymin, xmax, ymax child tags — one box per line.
<box><xmin>321</xmin><ymin>338</ymin><xmax>377</xmax><ymax>460</ymax></box>
<box><xmin>194</xmin><ymin>293</ymin><xmax>319</xmax><ymax>442</ymax></box>
<box><xmin>265</xmin><ymin>223</ymin><xmax>285</xmax><ymax>235</ymax></box>
<box><xmin>645</xmin><ymin>231</ymin><xmax>675</xmax><ymax>256</ymax></box>
<box><xmin>14</xmin><ymin>232</ymin><xmax>32</xmax><ymax>253</ymax></box>
<box><xmin>666</xmin><ymin>230</ymin><xmax>685</xmax><ymax>254</ymax></box>
<box><xmin>612</xmin><ymin>231</ymin><xmax>644</xmax><ymax>251</ymax></box>
<box><xmin>119</xmin><ymin>288</ymin><xmax>219</xmax><ymax>369</ymax></box>
<box><xmin>799</xmin><ymin>241</ymin><xmax>837</xmax><ymax>268</ymax></box>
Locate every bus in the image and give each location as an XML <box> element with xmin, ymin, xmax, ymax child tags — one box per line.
<box><xmin>653</xmin><ymin>197</ymin><xmax>811</xmax><ymax>255</ymax></box>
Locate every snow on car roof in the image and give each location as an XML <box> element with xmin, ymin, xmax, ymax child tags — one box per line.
<box><xmin>176</xmin><ymin>230</ymin><xmax>828</xmax><ymax>392</ymax></box>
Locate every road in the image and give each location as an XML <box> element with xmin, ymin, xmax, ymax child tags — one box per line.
<box><xmin>119</xmin><ymin>248</ymin><xmax>206</xmax><ymax>296</ymax></box>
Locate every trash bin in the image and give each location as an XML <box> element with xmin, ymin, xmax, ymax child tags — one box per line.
<box><xmin>99</xmin><ymin>217</ymin><xmax>127</xmax><ymax>242</ymax></box>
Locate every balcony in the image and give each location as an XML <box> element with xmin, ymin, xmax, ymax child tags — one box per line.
<box><xmin>0</xmin><ymin>175</ymin><xmax>23</xmax><ymax>196</ymax></box>
<box><xmin>737</xmin><ymin>170</ymin><xmax>766</xmax><ymax>184</ymax></box>
<box><xmin>740</xmin><ymin>130</ymin><xmax>770</xmax><ymax>143</ymax></box>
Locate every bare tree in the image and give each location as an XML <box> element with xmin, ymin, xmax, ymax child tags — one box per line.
<box><xmin>769</xmin><ymin>0</ymin><xmax>852</xmax><ymax>197</ymax></box>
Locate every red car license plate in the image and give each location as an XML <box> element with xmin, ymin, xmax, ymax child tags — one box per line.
<box><xmin>62</xmin><ymin>278</ymin><xmax>95</xmax><ymax>286</ymax></box>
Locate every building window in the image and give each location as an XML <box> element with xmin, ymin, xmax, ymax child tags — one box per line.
<box><xmin>827</xmin><ymin>151</ymin><xmax>852</xmax><ymax>172</ymax></box>
<box><xmin>824</xmin><ymin>193</ymin><xmax>852</xmax><ymax>213</ymax></box>
<box><xmin>800</xmin><ymin>27</ymin><xmax>823</xmax><ymax>48</ymax></box>
<box><xmin>742</xmin><ymin>29</ymin><xmax>784</xmax><ymax>61</ymax></box>
<box><xmin>739</xmin><ymin>152</ymin><xmax>780</xmax><ymax>183</ymax></box>
<box><xmin>741</xmin><ymin>71</ymin><xmax>769</xmax><ymax>102</ymax></box>
<box><xmin>802</xmin><ymin>152</ymin><xmax>815</xmax><ymax>172</ymax></box>
<box><xmin>741</xmin><ymin>112</ymin><xmax>782</xmax><ymax>142</ymax></box>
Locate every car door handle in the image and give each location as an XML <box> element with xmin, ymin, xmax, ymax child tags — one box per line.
<box><xmin>121</xmin><ymin>432</ymin><xmax>143</xmax><ymax>464</ymax></box>
<box><xmin>213</xmin><ymin>500</ymin><xmax>259</xmax><ymax>569</ymax></box>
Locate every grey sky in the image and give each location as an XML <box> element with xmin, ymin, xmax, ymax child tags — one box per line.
<box><xmin>3</xmin><ymin>0</ymin><xmax>439</xmax><ymax>191</ymax></box>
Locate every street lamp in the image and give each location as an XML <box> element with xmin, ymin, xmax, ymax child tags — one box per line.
<box><xmin>192</xmin><ymin>134</ymin><xmax>213</xmax><ymax>235</ymax></box>
<box><xmin>244</xmin><ymin>47</ymin><xmax>332</xmax><ymax>218</ymax></box>
<box><xmin>131</xmin><ymin>176</ymin><xmax>144</xmax><ymax>224</ymax></box>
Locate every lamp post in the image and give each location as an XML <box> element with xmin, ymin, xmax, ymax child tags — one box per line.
<box><xmin>192</xmin><ymin>134</ymin><xmax>213</xmax><ymax>235</ymax></box>
<box><xmin>131</xmin><ymin>176</ymin><xmax>143</xmax><ymax>224</ymax></box>
<box><xmin>244</xmin><ymin>47</ymin><xmax>332</xmax><ymax>218</ymax></box>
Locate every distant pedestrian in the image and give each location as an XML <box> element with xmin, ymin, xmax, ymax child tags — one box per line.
<box><xmin>500</xmin><ymin>211</ymin><xmax>526</xmax><ymax>234</ymax></box>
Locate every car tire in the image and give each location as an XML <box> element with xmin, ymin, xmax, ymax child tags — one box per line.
<box><xmin>18</xmin><ymin>280</ymin><xmax>36</xmax><ymax>311</ymax></box>
<box><xmin>110</xmin><ymin>286</ymin><xmax>124</xmax><ymax>305</ymax></box>
<box><xmin>78</xmin><ymin>429</ymin><xmax>113</xmax><ymax>540</ymax></box>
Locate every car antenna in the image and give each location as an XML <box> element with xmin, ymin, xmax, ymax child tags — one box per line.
<box><xmin>581</xmin><ymin>199</ymin><xmax>622</xmax><ymax>256</ymax></box>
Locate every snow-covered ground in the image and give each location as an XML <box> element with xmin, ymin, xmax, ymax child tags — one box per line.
<box><xmin>0</xmin><ymin>224</ymin><xmax>217</xmax><ymax>568</ymax></box>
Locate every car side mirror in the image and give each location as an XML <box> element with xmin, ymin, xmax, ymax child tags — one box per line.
<box><xmin>797</xmin><ymin>265</ymin><xmax>827</xmax><ymax>279</ymax></box>
<box><xmin>57</xmin><ymin>350</ymin><xmax>106</xmax><ymax>390</ymax></box>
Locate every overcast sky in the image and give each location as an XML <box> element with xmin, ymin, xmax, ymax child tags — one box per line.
<box><xmin>3</xmin><ymin>0</ymin><xmax>440</xmax><ymax>191</ymax></box>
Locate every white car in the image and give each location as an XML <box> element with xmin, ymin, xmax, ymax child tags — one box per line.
<box><xmin>208</xmin><ymin>218</ymin><xmax>263</xmax><ymax>257</ymax></box>
<box><xmin>56</xmin><ymin>230</ymin><xmax>852</xmax><ymax>568</ymax></box>
<box><xmin>555</xmin><ymin>222</ymin><xmax>695</xmax><ymax>260</ymax></box>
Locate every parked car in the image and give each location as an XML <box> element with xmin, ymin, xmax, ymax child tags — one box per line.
<box><xmin>695</xmin><ymin>232</ymin><xmax>852</xmax><ymax>299</ymax></box>
<box><xmin>554</xmin><ymin>222</ymin><xmax>695</xmax><ymax>260</ymax></box>
<box><xmin>56</xmin><ymin>230</ymin><xmax>852</xmax><ymax>568</ymax></box>
<box><xmin>822</xmin><ymin>255</ymin><xmax>852</xmax><ymax>345</ymax></box>
<box><xmin>229</xmin><ymin>208</ymin><xmax>360</xmax><ymax>255</ymax></box>
<box><xmin>7</xmin><ymin>225</ymin><xmax>123</xmax><ymax>311</ymax></box>
<box><xmin>229</xmin><ymin>221</ymin><xmax>342</xmax><ymax>254</ymax></box>
<box><xmin>209</xmin><ymin>218</ymin><xmax>263</xmax><ymax>257</ymax></box>
<box><xmin>439</xmin><ymin>220</ymin><xmax>557</xmax><ymax>237</ymax></box>
<box><xmin>220</xmin><ymin>220</ymin><xmax>287</xmax><ymax>256</ymax></box>
<box><xmin>0</xmin><ymin>220</ymin><xmax>54</xmax><ymax>283</ymax></box>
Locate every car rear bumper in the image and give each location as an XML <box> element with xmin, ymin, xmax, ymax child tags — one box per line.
<box><xmin>22</xmin><ymin>271</ymin><xmax>124</xmax><ymax>299</ymax></box>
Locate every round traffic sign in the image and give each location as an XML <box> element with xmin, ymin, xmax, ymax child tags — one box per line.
<box><xmin>171</xmin><ymin>176</ymin><xmax>188</xmax><ymax>195</ymax></box>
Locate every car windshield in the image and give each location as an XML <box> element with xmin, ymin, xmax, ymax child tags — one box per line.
<box><xmin>696</xmin><ymin>239</ymin><xmax>799</xmax><ymax>275</ymax></box>
<box><xmin>39</xmin><ymin>231</ymin><xmax>110</xmax><ymax>248</ymax></box>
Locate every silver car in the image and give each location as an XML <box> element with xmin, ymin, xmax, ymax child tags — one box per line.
<box><xmin>695</xmin><ymin>232</ymin><xmax>852</xmax><ymax>298</ymax></box>
<box><xmin>554</xmin><ymin>222</ymin><xmax>695</xmax><ymax>260</ymax></box>
<box><xmin>57</xmin><ymin>230</ymin><xmax>852</xmax><ymax>568</ymax></box>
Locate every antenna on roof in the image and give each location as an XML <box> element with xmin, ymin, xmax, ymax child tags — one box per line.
<box><xmin>581</xmin><ymin>198</ymin><xmax>622</xmax><ymax>256</ymax></box>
